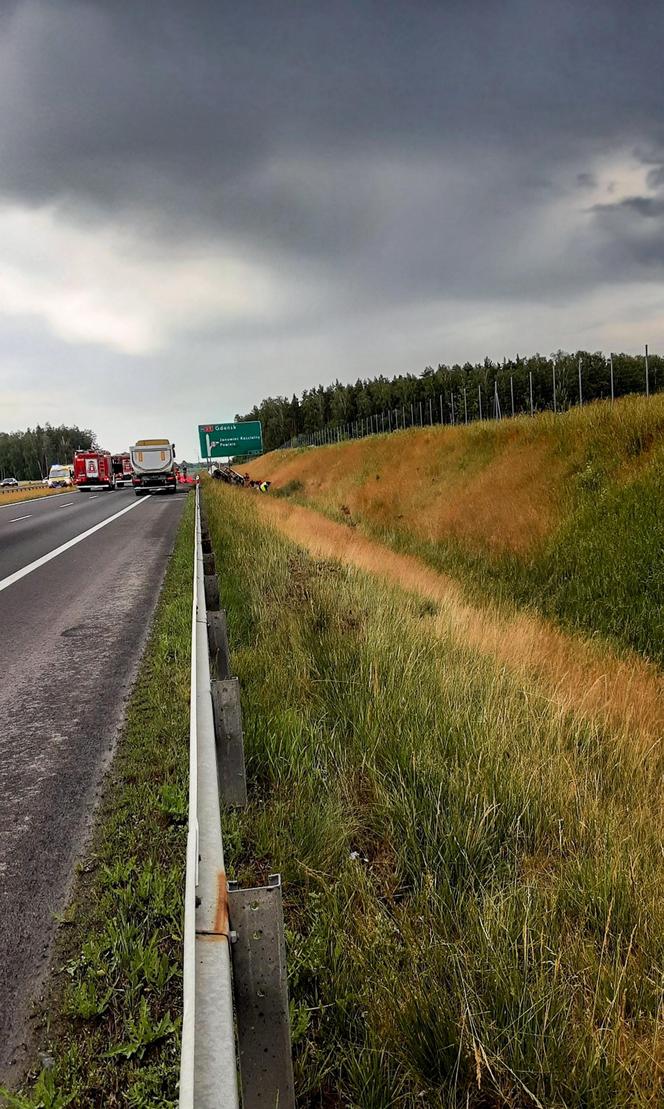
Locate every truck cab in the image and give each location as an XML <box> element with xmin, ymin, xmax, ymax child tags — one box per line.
<box><xmin>73</xmin><ymin>450</ymin><xmax>114</xmax><ymax>491</ymax></box>
<box><xmin>111</xmin><ymin>452</ymin><xmax>133</xmax><ymax>487</ymax></box>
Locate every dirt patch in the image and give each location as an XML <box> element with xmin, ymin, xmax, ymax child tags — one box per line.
<box><xmin>256</xmin><ymin>498</ymin><xmax>664</xmax><ymax>746</ymax></box>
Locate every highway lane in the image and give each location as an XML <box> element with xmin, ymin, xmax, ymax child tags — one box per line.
<box><xmin>0</xmin><ymin>487</ymin><xmax>189</xmax><ymax>1080</ymax></box>
<box><xmin>0</xmin><ymin>487</ymin><xmax>143</xmax><ymax>582</ymax></box>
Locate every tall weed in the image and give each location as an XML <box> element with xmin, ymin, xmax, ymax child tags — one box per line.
<box><xmin>206</xmin><ymin>483</ymin><xmax>663</xmax><ymax>1108</ymax></box>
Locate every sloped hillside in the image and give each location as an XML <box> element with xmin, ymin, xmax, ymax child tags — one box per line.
<box><xmin>248</xmin><ymin>394</ymin><xmax>664</xmax><ymax>663</ymax></box>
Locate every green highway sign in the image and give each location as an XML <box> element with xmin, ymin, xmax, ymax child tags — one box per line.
<box><xmin>198</xmin><ymin>421</ymin><xmax>263</xmax><ymax>459</ymax></box>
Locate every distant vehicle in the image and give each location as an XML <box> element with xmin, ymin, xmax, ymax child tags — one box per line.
<box><xmin>130</xmin><ymin>439</ymin><xmax>177</xmax><ymax>495</ymax></box>
<box><xmin>46</xmin><ymin>464</ymin><xmax>73</xmax><ymax>488</ymax></box>
<box><xmin>73</xmin><ymin>450</ymin><xmax>114</xmax><ymax>491</ymax></box>
<box><xmin>0</xmin><ymin>477</ymin><xmax>19</xmax><ymax>487</ymax></box>
<box><xmin>111</xmin><ymin>452</ymin><xmax>133</xmax><ymax>487</ymax></box>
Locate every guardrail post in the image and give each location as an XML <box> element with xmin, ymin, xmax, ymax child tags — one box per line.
<box><xmin>228</xmin><ymin>874</ymin><xmax>295</xmax><ymax>1108</ymax></box>
<box><xmin>207</xmin><ymin>610</ymin><xmax>231</xmax><ymax>680</ymax></box>
<box><xmin>204</xmin><ymin>573</ymin><xmax>220</xmax><ymax>611</ymax></box>
<box><xmin>211</xmin><ymin>677</ymin><xmax>247</xmax><ymax>806</ymax></box>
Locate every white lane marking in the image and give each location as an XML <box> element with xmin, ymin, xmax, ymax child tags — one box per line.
<box><xmin>0</xmin><ymin>497</ymin><xmax>148</xmax><ymax>594</ymax></box>
<box><xmin>89</xmin><ymin>495</ymin><xmax>98</xmax><ymax>500</ymax></box>
<box><xmin>57</xmin><ymin>501</ymin><xmax>75</xmax><ymax>508</ymax></box>
<box><xmin>9</xmin><ymin>514</ymin><xmax>32</xmax><ymax>522</ymax></box>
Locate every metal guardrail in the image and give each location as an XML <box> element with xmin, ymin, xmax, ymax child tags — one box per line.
<box><xmin>0</xmin><ymin>482</ymin><xmax>47</xmax><ymax>495</ymax></box>
<box><xmin>180</xmin><ymin>486</ymin><xmax>239</xmax><ymax>1108</ymax></box>
<box><xmin>179</xmin><ymin>486</ymin><xmax>295</xmax><ymax>1108</ymax></box>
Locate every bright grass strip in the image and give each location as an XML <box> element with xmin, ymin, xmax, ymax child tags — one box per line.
<box><xmin>204</xmin><ymin>481</ymin><xmax>664</xmax><ymax>1109</ymax></box>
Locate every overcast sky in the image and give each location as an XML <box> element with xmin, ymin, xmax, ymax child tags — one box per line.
<box><xmin>1</xmin><ymin>0</ymin><xmax>663</xmax><ymax>458</ymax></box>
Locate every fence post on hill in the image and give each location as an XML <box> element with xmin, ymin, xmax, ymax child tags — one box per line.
<box><xmin>510</xmin><ymin>376</ymin><xmax>515</xmax><ymax>417</ymax></box>
<box><xmin>419</xmin><ymin>400</ymin><xmax>423</xmax><ymax>426</ymax></box>
<box><xmin>529</xmin><ymin>371</ymin><xmax>534</xmax><ymax>415</ymax></box>
<box><xmin>553</xmin><ymin>361</ymin><xmax>557</xmax><ymax>413</ymax></box>
<box><xmin>429</xmin><ymin>397</ymin><xmax>433</xmax><ymax>425</ymax></box>
<box><xmin>451</xmin><ymin>392</ymin><xmax>455</xmax><ymax>425</ymax></box>
<box><xmin>478</xmin><ymin>384</ymin><xmax>483</xmax><ymax>420</ymax></box>
<box><xmin>645</xmin><ymin>344</ymin><xmax>650</xmax><ymax>397</ymax></box>
<box><xmin>464</xmin><ymin>387</ymin><xmax>468</xmax><ymax>423</ymax></box>
<box><xmin>578</xmin><ymin>358</ymin><xmax>583</xmax><ymax>407</ymax></box>
<box><xmin>610</xmin><ymin>355</ymin><xmax>614</xmax><ymax>402</ymax></box>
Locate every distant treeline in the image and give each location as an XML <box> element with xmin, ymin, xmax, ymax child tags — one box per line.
<box><xmin>238</xmin><ymin>350</ymin><xmax>662</xmax><ymax>452</ymax></box>
<box><xmin>0</xmin><ymin>424</ymin><xmax>97</xmax><ymax>480</ymax></box>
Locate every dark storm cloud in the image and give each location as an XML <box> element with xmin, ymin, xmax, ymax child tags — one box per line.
<box><xmin>2</xmin><ymin>0</ymin><xmax>664</xmax><ymax>466</ymax></box>
<box><xmin>1</xmin><ymin>0</ymin><xmax>664</xmax><ymax>292</ymax></box>
<box><xmin>591</xmin><ymin>188</ymin><xmax>664</xmax><ymax>272</ymax></box>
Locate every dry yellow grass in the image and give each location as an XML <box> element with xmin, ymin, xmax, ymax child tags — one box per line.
<box><xmin>0</xmin><ymin>485</ymin><xmax>75</xmax><ymax>506</ymax></box>
<box><xmin>247</xmin><ymin>425</ymin><xmax>567</xmax><ymax>554</ymax></box>
<box><xmin>257</xmin><ymin>496</ymin><xmax>664</xmax><ymax>745</ymax></box>
<box><xmin>247</xmin><ymin>395</ymin><xmax>664</xmax><ymax>556</ymax></box>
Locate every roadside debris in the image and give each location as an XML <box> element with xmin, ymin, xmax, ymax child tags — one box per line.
<box><xmin>209</xmin><ymin>465</ymin><xmax>271</xmax><ymax>491</ymax></box>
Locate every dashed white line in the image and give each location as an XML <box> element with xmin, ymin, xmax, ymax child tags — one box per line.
<box><xmin>9</xmin><ymin>514</ymin><xmax>32</xmax><ymax>522</ymax></box>
<box><xmin>0</xmin><ymin>497</ymin><xmax>148</xmax><ymax>594</ymax></box>
<box><xmin>57</xmin><ymin>501</ymin><xmax>75</xmax><ymax>508</ymax></box>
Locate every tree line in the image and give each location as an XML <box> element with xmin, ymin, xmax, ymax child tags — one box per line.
<box><xmin>237</xmin><ymin>349</ymin><xmax>662</xmax><ymax>453</ymax></box>
<box><xmin>0</xmin><ymin>424</ymin><xmax>97</xmax><ymax>481</ymax></box>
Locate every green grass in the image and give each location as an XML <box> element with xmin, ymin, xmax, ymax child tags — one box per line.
<box><xmin>273</xmin><ymin>396</ymin><xmax>664</xmax><ymax>665</ymax></box>
<box><xmin>374</xmin><ymin>436</ymin><xmax>664</xmax><ymax>665</ymax></box>
<box><xmin>2</xmin><ymin>493</ymin><xmax>194</xmax><ymax>1109</ymax></box>
<box><xmin>205</xmin><ymin>482</ymin><xmax>663</xmax><ymax>1108</ymax></box>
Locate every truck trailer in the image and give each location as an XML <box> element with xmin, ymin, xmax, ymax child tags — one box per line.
<box><xmin>130</xmin><ymin>439</ymin><xmax>177</xmax><ymax>495</ymax></box>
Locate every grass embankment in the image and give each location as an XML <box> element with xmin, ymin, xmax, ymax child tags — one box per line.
<box><xmin>247</xmin><ymin>394</ymin><xmax>664</xmax><ymax>665</ymax></box>
<box><xmin>257</xmin><ymin>497</ymin><xmax>664</xmax><ymax>744</ymax></box>
<box><xmin>205</xmin><ymin>482</ymin><xmax>664</xmax><ymax>1108</ymax></box>
<box><xmin>3</xmin><ymin>494</ymin><xmax>194</xmax><ymax>1109</ymax></box>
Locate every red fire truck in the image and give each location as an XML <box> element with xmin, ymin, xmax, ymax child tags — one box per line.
<box><xmin>73</xmin><ymin>450</ymin><xmax>115</xmax><ymax>491</ymax></box>
<box><xmin>111</xmin><ymin>452</ymin><xmax>133</xmax><ymax>487</ymax></box>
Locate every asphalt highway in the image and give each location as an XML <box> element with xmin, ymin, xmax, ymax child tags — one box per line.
<box><xmin>0</xmin><ymin>486</ymin><xmax>189</xmax><ymax>1079</ymax></box>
